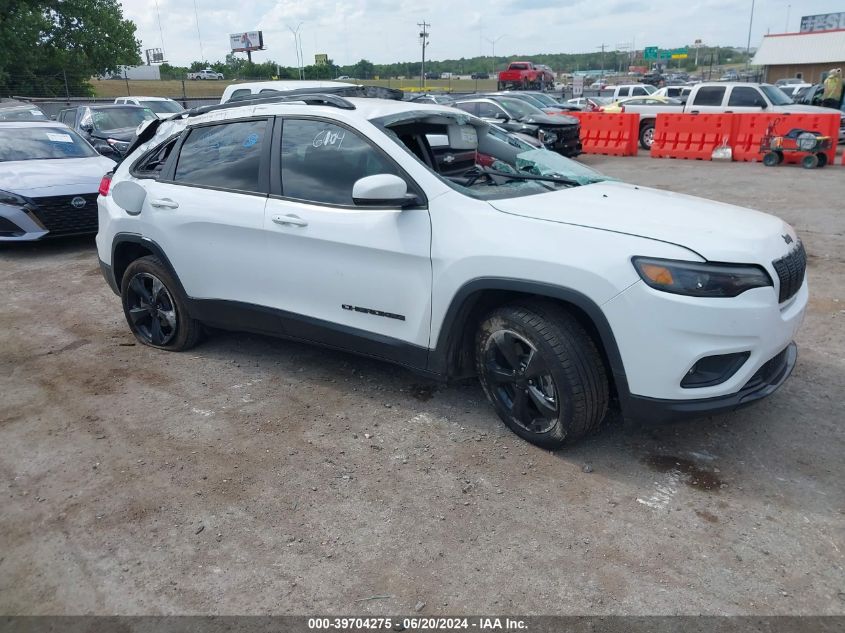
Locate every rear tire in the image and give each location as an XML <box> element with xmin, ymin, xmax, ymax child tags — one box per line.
<box><xmin>639</xmin><ymin>121</ymin><xmax>655</xmax><ymax>150</ymax></box>
<box><xmin>120</xmin><ymin>255</ymin><xmax>202</xmax><ymax>351</ymax></box>
<box><xmin>475</xmin><ymin>301</ymin><xmax>609</xmax><ymax>449</ymax></box>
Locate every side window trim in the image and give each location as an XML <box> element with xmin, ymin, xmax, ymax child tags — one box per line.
<box><xmin>269</xmin><ymin>114</ymin><xmax>427</xmax><ymax>210</ymax></box>
<box><xmin>161</xmin><ymin>116</ymin><xmax>274</xmax><ymax>196</ymax></box>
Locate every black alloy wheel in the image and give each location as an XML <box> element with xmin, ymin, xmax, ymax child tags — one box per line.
<box><xmin>125</xmin><ymin>272</ymin><xmax>178</xmax><ymax>346</ymax></box>
<box><xmin>120</xmin><ymin>255</ymin><xmax>202</xmax><ymax>351</ymax></box>
<box><xmin>476</xmin><ymin>301</ymin><xmax>609</xmax><ymax>448</ymax></box>
<box><xmin>482</xmin><ymin>329</ymin><xmax>559</xmax><ymax>434</ymax></box>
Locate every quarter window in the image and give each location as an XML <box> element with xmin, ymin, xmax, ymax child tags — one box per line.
<box><xmin>692</xmin><ymin>86</ymin><xmax>726</xmax><ymax>106</ymax></box>
<box><xmin>133</xmin><ymin>137</ymin><xmax>179</xmax><ymax>178</ymax></box>
<box><xmin>280</xmin><ymin>119</ymin><xmax>405</xmax><ymax>206</ymax></box>
<box><xmin>174</xmin><ymin>120</ymin><xmax>267</xmax><ymax>192</ymax></box>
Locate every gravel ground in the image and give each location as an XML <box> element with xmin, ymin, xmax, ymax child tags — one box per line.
<box><xmin>0</xmin><ymin>155</ymin><xmax>843</xmax><ymax>616</ymax></box>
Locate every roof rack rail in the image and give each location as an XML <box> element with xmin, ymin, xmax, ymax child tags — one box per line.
<box><xmin>187</xmin><ymin>92</ymin><xmax>355</xmax><ymax>118</ymax></box>
<box><xmin>186</xmin><ymin>84</ymin><xmax>405</xmax><ymax>118</ymax></box>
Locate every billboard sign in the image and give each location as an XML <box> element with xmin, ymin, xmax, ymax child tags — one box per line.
<box><xmin>315</xmin><ymin>54</ymin><xmax>329</xmax><ymax>66</ymax></box>
<box><xmin>800</xmin><ymin>12</ymin><xmax>845</xmax><ymax>32</ymax></box>
<box><xmin>230</xmin><ymin>31</ymin><xmax>264</xmax><ymax>52</ymax></box>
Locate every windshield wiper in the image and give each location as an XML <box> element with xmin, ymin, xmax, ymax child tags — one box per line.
<box><xmin>485</xmin><ymin>167</ymin><xmax>581</xmax><ymax>187</ymax></box>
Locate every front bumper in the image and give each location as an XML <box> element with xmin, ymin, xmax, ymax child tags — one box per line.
<box><xmin>602</xmin><ymin>276</ymin><xmax>806</xmax><ymax>417</ymax></box>
<box><xmin>620</xmin><ymin>342</ymin><xmax>797</xmax><ymax>424</ymax></box>
<box><xmin>546</xmin><ymin>129</ymin><xmax>582</xmax><ymax>157</ymax></box>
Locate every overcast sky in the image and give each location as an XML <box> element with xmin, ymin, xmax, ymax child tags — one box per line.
<box><xmin>122</xmin><ymin>0</ymin><xmax>845</xmax><ymax>67</ymax></box>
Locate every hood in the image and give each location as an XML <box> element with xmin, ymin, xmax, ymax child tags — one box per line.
<box><xmin>91</xmin><ymin>127</ymin><xmax>137</xmax><ymax>142</ymax></box>
<box><xmin>518</xmin><ymin>113</ymin><xmax>577</xmax><ymax>127</ymax></box>
<box><xmin>0</xmin><ymin>156</ymin><xmax>115</xmax><ymax>197</ymax></box>
<box><xmin>488</xmin><ymin>180</ymin><xmax>795</xmax><ymax>264</ymax></box>
<box><xmin>774</xmin><ymin>104</ymin><xmax>843</xmax><ymax>118</ymax></box>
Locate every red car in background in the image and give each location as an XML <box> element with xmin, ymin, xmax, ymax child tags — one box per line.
<box><xmin>497</xmin><ymin>61</ymin><xmax>555</xmax><ymax>90</ymax></box>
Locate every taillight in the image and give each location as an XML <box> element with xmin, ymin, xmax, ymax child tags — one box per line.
<box><xmin>98</xmin><ymin>173</ymin><xmax>112</xmax><ymax>197</ymax></box>
<box><xmin>619</xmin><ymin>105</ymin><xmax>626</xmax><ymax>113</ymax></box>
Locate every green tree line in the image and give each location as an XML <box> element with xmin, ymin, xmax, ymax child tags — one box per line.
<box><xmin>0</xmin><ymin>0</ymin><xmax>141</xmax><ymax>97</ymax></box>
<box><xmin>162</xmin><ymin>46</ymin><xmax>751</xmax><ymax>82</ymax></box>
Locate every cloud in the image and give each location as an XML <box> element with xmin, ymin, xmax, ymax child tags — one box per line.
<box><xmin>119</xmin><ymin>0</ymin><xmax>845</xmax><ymax>66</ymax></box>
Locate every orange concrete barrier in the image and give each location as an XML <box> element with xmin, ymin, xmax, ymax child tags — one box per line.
<box><xmin>569</xmin><ymin>112</ymin><xmax>640</xmax><ymax>156</ymax></box>
<box><xmin>650</xmin><ymin>113</ymin><xmax>734</xmax><ymax>160</ymax></box>
<box><xmin>732</xmin><ymin>113</ymin><xmax>840</xmax><ymax>164</ymax></box>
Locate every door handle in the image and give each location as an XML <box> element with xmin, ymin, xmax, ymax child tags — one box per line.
<box><xmin>272</xmin><ymin>214</ymin><xmax>308</xmax><ymax>227</ymax></box>
<box><xmin>690</xmin><ymin>110</ymin><xmax>700</xmax><ymax>114</ymax></box>
<box><xmin>150</xmin><ymin>198</ymin><xmax>179</xmax><ymax>209</ymax></box>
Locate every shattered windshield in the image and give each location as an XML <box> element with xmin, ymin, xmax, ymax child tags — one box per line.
<box><xmin>376</xmin><ymin>112</ymin><xmax>609</xmax><ymax>200</ymax></box>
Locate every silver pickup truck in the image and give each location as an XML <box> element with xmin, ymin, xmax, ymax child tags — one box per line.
<box><xmin>619</xmin><ymin>82</ymin><xmax>844</xmax><ymax>150</ymax></box>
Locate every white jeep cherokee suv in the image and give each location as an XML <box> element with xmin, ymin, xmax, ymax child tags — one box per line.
<box><xmin>96</xmin><ymin>91</ymin><xmax>807</xmax><ymax>448</ymax></box>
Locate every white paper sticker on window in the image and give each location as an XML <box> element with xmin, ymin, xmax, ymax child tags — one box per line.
<box><xmin>46</xmin><ymin>133</ymin><xmax>73</xmax><ymax>143</ymax></box>
<box><xmin>30</xmin><ymin>110</ymin><xmax>42</xmax><ymax>116</ymax></box>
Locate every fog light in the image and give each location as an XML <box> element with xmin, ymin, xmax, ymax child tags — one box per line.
<box><xmin>681</xmin><ymin>352</ymin><xmax>750</xmax><ymax>388</ymax></box>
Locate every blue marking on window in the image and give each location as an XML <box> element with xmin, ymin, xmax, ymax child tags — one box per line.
<box><xmin>243</xmin><ymin>133</ymin><xmax>259</xmax><ymax>148</ymax></box>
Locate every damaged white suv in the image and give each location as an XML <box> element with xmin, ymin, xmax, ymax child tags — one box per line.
<box><xmin>96</xmin><ymin>89</ymin><xmax>807</xmax><ymax>448</ymax></box>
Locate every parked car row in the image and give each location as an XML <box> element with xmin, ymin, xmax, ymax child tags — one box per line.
<box><xmin>0</xmin><ymin>86</ymin><xmax>811</xmax><ymax>450</ymax></box>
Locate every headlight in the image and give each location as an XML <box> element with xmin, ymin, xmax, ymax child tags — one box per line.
<box><xmin>539</xmin><ymin>130</ymin><xmax>558</xmax><ymax>144</ymax></box>
<box><xmin>0</xmin><ymin>189</ymin><xmax>27</xmax><ymax>207</ymax></box>
<box><xmin>632</xmin><ymin>257</ymin><xmax>772</xmax><ymax>298</ymax></box>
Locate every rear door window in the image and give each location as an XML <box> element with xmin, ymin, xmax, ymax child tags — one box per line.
<box><xmin>692</xmin><ymin>86</ymin><xmax>726</xmax><ymax>106</ymax></box>
<box><xmin>173</xmin><ymin>119</ymin><xmax>268</xmax><ymax>193</ymax></box>
<box><xmin>728</xmin><ymin>87</ymin><xmax>765</xmax><ymax>107</ymax></box>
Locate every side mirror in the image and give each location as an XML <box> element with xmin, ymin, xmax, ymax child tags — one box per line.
<box><xmin>93</xmin><ymin>143</ymin><xmax>119</xmax><ymax>158</ymax></box>
<box><xmin>352</xmin><ymin>174</ymin><xmax>416</xmax><ymax>207</ymax></box>
<box><xmin>494</xmin><ymin>112</ymin><xmax>509</xmax><ymax>121</ymax></box>
<box><xmin>81</xmin><ymin>123</ymin><xmax>94</xmax><ymax>133</ymax></box>
<box><xmin>758</xmin><ymin>101</ymin><xmax>768</xmax><ymax>109</ymax></box>
<box><xmin>111</xmin><ymin>180</ymin><xmax>147</xmax><ymax>215</ymax></box>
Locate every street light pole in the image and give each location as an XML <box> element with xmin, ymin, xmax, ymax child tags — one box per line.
<box><xmin>745</xmin><ymin>0</ymin><xmax>755</xmax><ymax>75</ymax></box>
<box><xmin>418</xmin><ymin>21</ymin><xmax>430</xmax><ymax>90</ymax></box>
<box><xmin>485</xmin><ymin>35</ymin><xmax>505</xmax><ymax>75</ymax></box>
<box><xmin>288</xmin><ymin>23</ymin><xmax>304</xmax><ymax>79</ymax></box>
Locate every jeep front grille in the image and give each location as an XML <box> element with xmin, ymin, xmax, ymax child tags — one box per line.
<box><xmin>772</xmin><ymin>240</ymin><xmax>806</xmax><ymax>303</ymax></box>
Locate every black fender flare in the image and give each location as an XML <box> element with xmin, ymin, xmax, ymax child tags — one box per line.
<box><xmin>110</xmin><ymin>233</ymin><xmax>190</xmax><ymax>302</ymax></box>
<box><xmin>428</xmin><ymin>277</ymin><xmax>629</xmax><ymax>395</ymax></box>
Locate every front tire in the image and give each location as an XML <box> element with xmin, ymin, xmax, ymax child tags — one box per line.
<box><xmin>120</xmin><ymin>255</ymin><xmax>202</xmax><ymax>351</ymax></box>
<box><xmin>475</xmin><ymin>301</ymin><xmax>609</xmax><ymax>449</ymax></box>
<box><xmin>639</xmin><ymin>121</ymin><xmax>655</xmax><ymax>150</ymax></box>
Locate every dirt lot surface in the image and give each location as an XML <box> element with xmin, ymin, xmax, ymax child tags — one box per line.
<box><xmin>1</xmin><ymin>156</ymin><xmax>843</xmax><ymax>616</ymax></box>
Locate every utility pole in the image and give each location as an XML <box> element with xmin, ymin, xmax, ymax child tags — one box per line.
<box><xmin>418</xmin><ymin>21</ymin><xmax>430</xmax><ymax>89</ymax></box>
<box><xmin>745</xmin><ymin>0</ymin><xmax>756</xmax><ymax>75</ymax></box>
<box><xmin>597</xmin><ymin>43</ymin><xmax>607</xmax><ymax>77</ymax></box>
